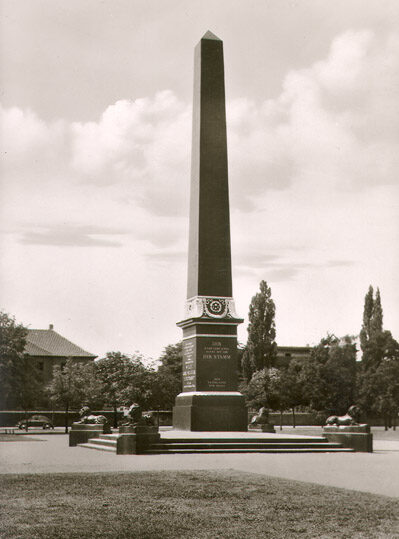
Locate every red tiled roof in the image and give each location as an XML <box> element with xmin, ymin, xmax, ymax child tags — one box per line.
<box><xmin>25</xmin><ymin>329</ymin><xmax>96</xmax><ymax>359</ymax></box>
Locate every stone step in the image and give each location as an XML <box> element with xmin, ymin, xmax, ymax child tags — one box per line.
<box><xmin>158</xmin><ymin>437</ymin><xmax>328</xmax><ymax>445</ymax></box>
<box><xmin>148</xmin><ymin>442</ymin><xmax>344</xmax><ymax>450</ymax></box>
<box><xmin>86</xmin><ymin>437</ymin><xmax>117</xmax><ymax>448</ymax></box>
<box><xmin>76</xmin><ymin>434</ymin><xmax>354</xmax><ymax>455</ymax></box>
<box><xmin>146</xmin><ymin>447</ymin><xmax>354</xmax><ymax>454</ymax></box>
<box><xmin>78</xmin><ymin>442</ymin><xmax>116</xmax><ymax>452</ymax></box>
<box><xmin>101</xmin><ymin>434</ymin><xmax>120</xmax><ymax>440</ymax></box>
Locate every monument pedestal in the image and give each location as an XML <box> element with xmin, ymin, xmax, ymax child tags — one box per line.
<box><xmin>173</xmin><ymin>313</ymin><xmax>247</xmax><ymax>432</ymax></box>
<box><xmin>173</xmin><ymin>392</ymin><xmax>247</xmax><ymax>431</ymax></box>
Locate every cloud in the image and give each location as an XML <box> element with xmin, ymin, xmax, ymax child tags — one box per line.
<box><xmin>18</xmin><ymin>224</ymin><xmax>126</xmax><ymax>247</ymax></box>
<box><xmin>1</xmin><ymin>29</ymin><xmax>398</xmax><ymax>262</ymax></box>
<box><xmin>1</xmin><ymin>26</ymin><xmax>398</xmax><ymax>360</ymax></box>
<box><xmin>234</xmin><ymin>254</ymin><xmax>355</xmax><ymax>281</ymax></box>
<box><xmin>70</xmin><ymin>90</ymin><xmax>191</xmax><ymax>216</ymax></box>
<box><xmin>227</xmin><ymin>30</ymin><xmax>399</xmax><ymax>210</ymax></box>
<box><xmin>145</xmin><ymin>250</ymin><xmax>186</xmax><ymax>263</ymax></box>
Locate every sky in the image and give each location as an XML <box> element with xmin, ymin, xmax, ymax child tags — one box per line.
<box><xmin>1</xmin><ymin>0</ymin><xmax>398</xmax><ymax>362</ymax></box>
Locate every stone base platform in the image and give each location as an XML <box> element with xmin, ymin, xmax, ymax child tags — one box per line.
<box><xmin>76</xmin><ymin>425</ymin><xmax>160</xmax><ymax>455</ymax></box>
<box><xmin>323</xmin><ymin>425</ymin><xmax>373</xmax><ymax>452</ymax></box>
<box><xmin>76</xmin><ymin>428</ymin><xmax>355</xmax><ymax>455</ymax></box>
<box><xmin>69</xmin><ymin>423</ymin><xmax>109</xmax><ymax>447</ymax></box>
<box><xmin>173</xmin><ymin>392</ymin><xmax>248</xmax><ymax>431</ymax></box>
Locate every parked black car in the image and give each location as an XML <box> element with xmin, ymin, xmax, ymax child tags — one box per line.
<box><xmin>17</xmin><ymin>415</ymin><xmax>54</xmax><ymax>430</ymax></box>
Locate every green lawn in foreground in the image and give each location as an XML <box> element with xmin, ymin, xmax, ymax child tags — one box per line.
<box><xmin>0</xmin><ymin>471</ymin><xmax>398</xmax><ymax>538</ymax></box>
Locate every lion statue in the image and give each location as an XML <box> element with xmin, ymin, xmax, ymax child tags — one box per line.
<box><xmin>122</xmin><ymin>403</ymin><xmax>155</xmax><ymax>427</ymax></box>
<box><xmin>325</xmin><ymin>405</ymin><xmax>362</xmax><ymax>426</ymax></box>
<box><xmin>250</xmin><ymin>407</ymin><xmax>270</xmax><ymax>426</ymax></box>
<box><xmin>78</xmin><ymin>406</ymin><xmax>110</xmax><ymax>432</ymax></box>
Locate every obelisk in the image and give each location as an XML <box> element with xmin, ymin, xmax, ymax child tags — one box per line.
<box><xmin>173</xmin><ymin>31</ymin><xmax>247</xmax><ymax>431</ymax></box>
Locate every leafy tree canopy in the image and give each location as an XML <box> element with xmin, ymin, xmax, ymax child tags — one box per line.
<box><xmin>151</xmin><ymin>342</ymin><xmax>183</xmax><ymax>410</ymax></box>
<box><xmin>95</xmin><ymin>351</ymin><xmax>153</xmax><ymax>409</ymax></box>
<box><xmin>299</xmin><ymin>334</ymin><xmax>357</xmax><ymax>415</ymax></box>
<box><xmin>358</xmin><ymin>331</ymin><xmax>399</xmax><ymax>418</ymax></box>
<box><xmin>157</xmin><ymin>342</ymin><xmax>182</xmax><ymax>378</ymax></box>
<box><xmin>360</xmin><ymin>285</ymin><xmax>386</xmax><ymax>371</ymax></box>
<box><xmin>242</xmin><ymin>367</ymin><xmax>285</xmax><ymax>412</ymax></box>
<box><xmin>46</xmin><ymin>358</ymin><xmax>85</xmax><ymax>410</ymax></box>
<box><xmin>0</xmin><ymin>311</ymin><xmax>42</xmax><ymax>410</ymax></box>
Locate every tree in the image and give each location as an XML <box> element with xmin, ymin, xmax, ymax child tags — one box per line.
<box><xmin>360</xmin><ymin>285</ymin><xmax>374</xmax><ymax>354</ymax></box>
<box><xmin>0</xmin><ymin>311</ymin><xmax>27</xmax><ymax>409</ymax></box>
<box><xmin>46</xmin><ymin>359</ymin><xmax>88</xmax><ymax>433</ymax></box>
<box><xmin>299</xmin><ymin>334</ymin><xmax>357</xmax><ymax>416</ymax></box>
<box><xmin>242</xmin><ymin>367</ymin><xmax>283</xmax><ymax>412</ymax></box>
<box><xmin>95</xmin><ymin>352</ymin><xmax>152</xmax><ymax>427</ymax></box>
<box><xmin>371</xmin><ymin>288</ymin><xmax>383</xmax><ymax>335</ymax></box>
<box><xmin>15</xmin><ymin>357</ymin><xmax>44</xmax><ymax>424</ymax></box>
<box><xmin>358</xmin><ymin>331</ymin><xmax>399</xmax><ymax>428</ymax></box>
<box><xmin>358</xmin><ymin>286</ymin><xmax>399</xmax><ymax>425</ymax></box>
<box><xmin>0</xmin><ymin>311</ymin><xmax>42</xmax><ymax>412</ymax></box>
<box><xmin>152</xmin><ymin>342</ymin><xmax>182</xmax><ymax>410</ymax></box>
<box><xmin>240</xmin><ymin>346</ymin><xmax>253</xmax><ymax>384</ymax></box>
<box><xmin>157</xmin><ymin>342</ymin><xmax>182</xmax><ymax>380</ymax></box>
<box><xmin>242</xmin><ymin>280</ymin><xmax>277</xmax><ymax>381</ymax></box>
<box><xmin>279</xmin><ymin>359</ymin><xmax>307</xmax><ymax>428</ymax></box>
<box><xmin>360</xmin><ymin>285</ymin><xmax>385</xmax><ymax>371</ymax></box>
<box><xmin>76</xmin><ymin>361</ymin><xmax>104</xmax><ymax>409</ymax></box>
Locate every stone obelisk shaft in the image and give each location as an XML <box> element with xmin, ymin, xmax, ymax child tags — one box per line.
<box><xmin>173</xmin><ymin>32</ymin><xmax>247</xmax><ymax>432</ymax></box>
<box><xmin>188</xmin><ymin>31</ymin><xmax>232</xmax><ymax>299</ymax></box>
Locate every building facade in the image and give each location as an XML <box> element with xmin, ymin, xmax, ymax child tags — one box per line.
<box><xmin>25</xmin><ymin>324</ymin><xmax>97</xmax><ymax>385</ymax></box>
<box><xmin>275</xmin><ymin>346</ymin><xmax>311</xmax><ymax>369</ymax></box>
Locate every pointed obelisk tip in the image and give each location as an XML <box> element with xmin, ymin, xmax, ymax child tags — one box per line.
<box><xmin>201</xmin><ymin>30</ymin><xmax>221</xmax><ymax>41</ymax></box>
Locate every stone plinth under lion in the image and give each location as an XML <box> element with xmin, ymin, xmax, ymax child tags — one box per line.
<box><xmin>117</xmin><ymin>403</ymin><xmax>160</xmax><ymax>454</ymax></box>
<box><xmin>323</xmin><ymin>405</ymin><xmax>373</xmax><ymax>452</ymax></box>
<box><xmin>69</xmin><ymin>406</ymin><xmax>111</xmax><ymax>447</ymax></box>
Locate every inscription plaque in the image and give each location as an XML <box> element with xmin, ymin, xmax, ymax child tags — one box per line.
<box><xmin>182</xmin><ymin>339</ymin><xmax>196</xmax><ymax>391</ymax></box>
<box><xmin>182</xmin><ymin>337</ymin><xmax>238</xmax><ymax>392</ymax></box>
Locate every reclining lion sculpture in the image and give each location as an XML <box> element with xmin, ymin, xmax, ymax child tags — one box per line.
<box><xmin>325</xmin><ymin>405</ymin><xmax>361</xmax><ymax>426</ymax></box>
<box><xmin>78</xmin><ymin>406</ymin><xmax>111</xmax><ymax>432</ymax></box>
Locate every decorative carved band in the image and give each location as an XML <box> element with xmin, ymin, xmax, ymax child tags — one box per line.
<box><xmin>185</xmin><ymin>296</ymin><xmax>238</xmax><ymax>319</ymax></box>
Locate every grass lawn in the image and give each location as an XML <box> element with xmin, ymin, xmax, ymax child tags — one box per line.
<box><xmin>0</xmin><ymin>471</ymin><xmax>398</xmax><ymax>538</ymax></box>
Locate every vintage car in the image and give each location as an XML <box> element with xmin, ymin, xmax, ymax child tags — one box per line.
<box><xmin>17</xmin><ymin>415</ymin><xmax>54</xmax><ymax>430</ymax></box>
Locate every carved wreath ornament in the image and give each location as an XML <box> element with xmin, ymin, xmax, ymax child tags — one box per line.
<box><xmin>185</xmin><ymin>296</ymin><xmax>237</xmax><ymax>319</ymax></box>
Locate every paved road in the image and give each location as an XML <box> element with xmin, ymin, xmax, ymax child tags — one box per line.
<box><xmin>1</xmin><ymin>432</ymin><xmax>398</xmax><ymax>498</ymax></box>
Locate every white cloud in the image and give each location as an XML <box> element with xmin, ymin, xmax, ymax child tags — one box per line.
<box><xmin>70</xmin><ymin>90</ymin><xmax>191</xmax><ymax>216</ymax></box>
<box><xmin>228</xmin><ymin>30</ymin><xmax>399</xmax><ymax>212</ymax></box>
<box><xmin>1</xmin><ymin>29</ymin><xmax>398</xmax><ymax>356</ymax></box>
<box><xmin>2</xmin><ymin>30</ymin><xmax>398</xmax><ymax>230</ymax></box>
